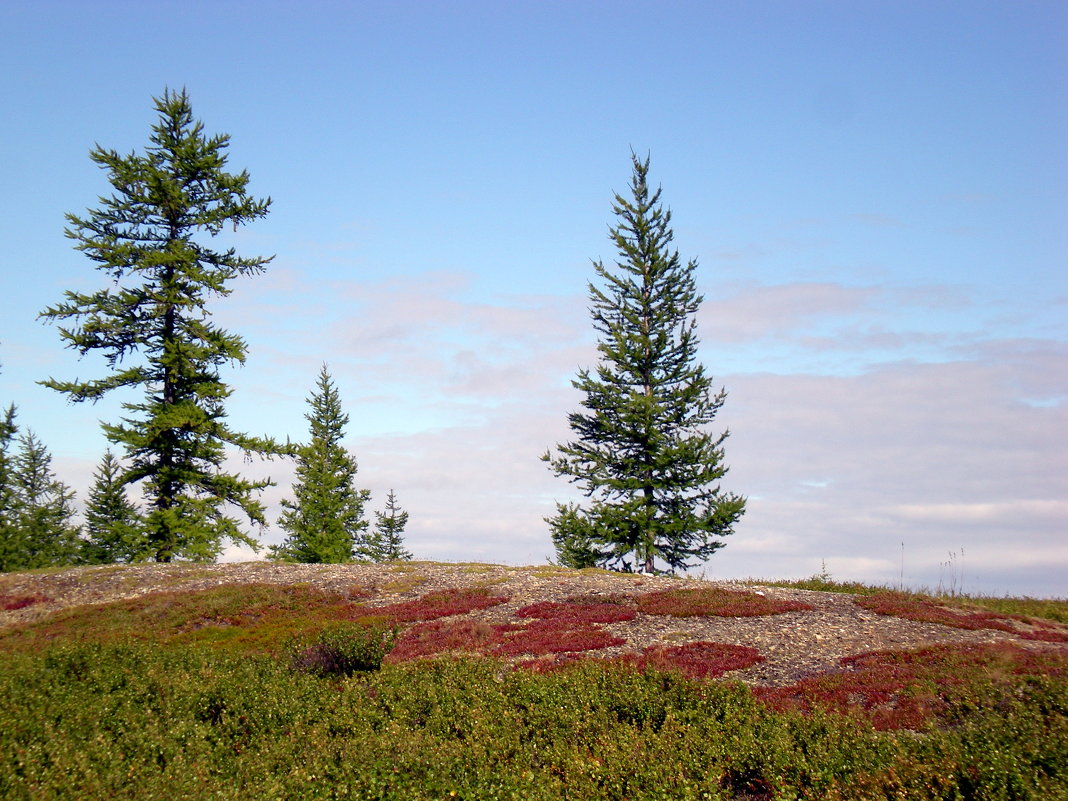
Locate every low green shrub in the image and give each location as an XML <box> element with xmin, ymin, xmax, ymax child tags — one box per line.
<box><xmin>1</xmin><ymin>639</ymin><xmax>1066</xmax><ymax>799</ymax></box>
<box><xmin>288</xmin><ymin>620</ymin><xmax>399</xmax><ymax>676</ymax></box>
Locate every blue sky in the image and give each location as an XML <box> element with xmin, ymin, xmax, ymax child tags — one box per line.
<box><xmin>1</xmin><ymin>1</ymin><xmax>1065</xmax><ymax>596</ymax></box>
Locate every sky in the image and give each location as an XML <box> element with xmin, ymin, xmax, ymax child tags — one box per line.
<box><xmin>1</xmin><ymin>0</ymin><xmax>1065</xmax><ymax>597</ymax></box>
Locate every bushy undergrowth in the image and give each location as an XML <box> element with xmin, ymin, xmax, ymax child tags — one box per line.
<box><xmin>756</xmin><ymin>642</ymin><xmax>1068</xmax><ymax>731</ymax></box>
<box><xmin>2</xmin><ymin>577</ymin><xmax>1067</xmax><ymax>799</ymax></box>
<box><xmin>859</xmin><ymin>591</ymin><xmax>1068</xmax><ymax>643</ymax></box>
<box><xmin>1</xmin><ymin>639</ymin><xmax>1065</xmax><ymax>800</ymax></box>
<box><xmin>288</xmin><ymin>620</ymin><xmax>399</xmax><ymax>676</ymax></box>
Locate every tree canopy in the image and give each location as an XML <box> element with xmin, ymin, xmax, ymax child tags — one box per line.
<box><xmin>39</xmin><ymin>89</ymin><xmax>286</xmax><ymax>562</ymax></box>
<box><xmin>363</xmin><ymin>489</ymin><xmax>412</xmax><ymax>562</ymax></box>
<box><xmin>271</xmin><ymin>365</ymin><xmax>371</xmax><ymax>563</ymax></box>
<box><xmin>544</xmin><ymin>154</ymin><xmax>745</xmax><ymax>573</ymax></box>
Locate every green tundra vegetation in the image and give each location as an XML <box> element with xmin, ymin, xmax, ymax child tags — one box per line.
<box><xmin>0</xmin><ymin>573</ymin><xmax>1065</xmax><ymax>800</ymax></box>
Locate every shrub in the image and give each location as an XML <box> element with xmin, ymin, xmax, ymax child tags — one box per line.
<box><xmin>385</xmin><ymin>619</ymin><xmax>499</xmax><ymax>663</ymax></box>
<box><xmin>618</xmin><ymin>641</ymin><xmax>765</xmax><ymax>680</ymax></box>
<box><xmin>754</xmin><ymin>641</ymin><xmax>1068</xmax><ymax>731</ymax></box>
<box><xmin>491</xmin><ymin>618</ymin><xmax>626</xmax><ymax>657</ymax></box>
<box><xmin>367</xmin><ymin>587</ymin><xmax>510</xmax><ymax>623</ymax></box>
<box><xmin>387</xmin><ymin>617</ymin><xmax>627</xmax><ymax>663</ymax></box>
<box><xmin>289</xmin><ymin>620</ymin><xmax>398</xmax><ymax>676</ymax></box>
<box><xmin>636</xmin><ymin>587</ymin><xmax>813</xmax><ymax>617</ymax></box>
<box><xmin>2</xmin><ymin>630</ymin><xmax>1067</xmax><ymax>798</ymax></box>
<box><xmin>858</xmin><ymin>591</ymin><xmax>1068</xmax><ymax>642</ymax></box>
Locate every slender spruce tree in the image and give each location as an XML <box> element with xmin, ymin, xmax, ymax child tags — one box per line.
<box><xmin>0</xmin><ymin>403</ymin><xmax>19</xmax><ymax>571</ymax></box>
<box><xmin>270</xmin><ymin>365</ymin><xmax>370</xmax><ymax>563</ymax></box>
<box><xmin>39</xmin><ymin>89</ymin><xmax>287</xmax><ymax>562</ymax></box>
<box><xmin>81</xmin><ymin>450</ymin><xmax>145</xmax><ymax>564</ymax></box>
<box><xmin>0</xmin><ymin>431</ymin><xmax>81</xmax><ymax>571</ymax></box>
<box><xmin>362</xmin><ymin>489</ymin><xmax>412</xmax><ymax>562</ymax></box>
<box><xmin>543</xmin><ymin>153</ymin><xmax>745</xmax><ymax>573</ymax></box>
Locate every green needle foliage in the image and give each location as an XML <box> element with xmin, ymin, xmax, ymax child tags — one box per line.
<box><xmin>0</xmin><ymin>401</ymin><xmax>18</xmax><ymax>569</ymax></box>
<box><xmin>271</xmin><ymin>365</ymin><xmax>371</xmax><ymax>563</ymax></box>
<box><xmin>39</xmin><ymin>89</ymin><xmax>287</xmax><ymax>562</ymax></box>
<box><xmin>1</xmin><ymin>431</ymin><xmax>80</xmax><ymax>571</ymax></box>
<box><xmin>363</xmin><ymin>488</ymin><xmax>413</xmax><ymax>562</ymax></box>
<box><xmin>81</xmin><ymin>450</ymin><xmax>145</xmax><ymax>564</ymax></box>
<box><xmin>544</xmin><ymin>154</ymin><xmax>745</xmax><ymax>574</ymax></box>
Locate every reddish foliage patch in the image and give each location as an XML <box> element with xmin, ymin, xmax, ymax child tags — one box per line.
<box><xmin>386</xmin><ymin>616</ymin><xmax>625</xmax><ymax>663</ymax></box>
<box><xmin>515</xmin><ymin>600</ymin><xmax>636</xmax><ymax>623</ymax></box>
<box><xmin>754</xmin><ymin>642</ymin><xmax>1068</xmax><ymax>731</ymax></box>
<box><xmin>364</xmin><ymin>587</ymin><xmax>510</xmax><ymax>623</ymax></box>
<box><xmin>491</xmin><ymin>618</ymin><xmax>625</xmax><ymax>657</ymax></box>
<box><xmin>636</xmin><ymin>587</ymin><xmax>813</xmax><ymax>618</ymax></box>
<box><xmin>385</xmin><ymin>619</ymin><xmax>499</xmax><ymax>663</ymax></box>
<box><xmin>619</xmin><ymin>641</ymin><xmax>764</xmax><ymax>680</ymax></box>
<box><xmin>0</xmin><ymin>593</ymin><xmax>51</xmax><ymax>611</ymax></box>
<box><xmin>857</xmin><ymin>591</ymin><xmax>1068</xmax><ymax>643</ymax></box>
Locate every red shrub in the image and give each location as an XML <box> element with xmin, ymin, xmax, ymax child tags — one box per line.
<box><xmin>637</xmin><ymin>587</ymin><xmax>812</xmax><ymax>618</ymax></box>
<box><xmin>386</xmin><ymin>619</ymin><xmax>499</xmax><ymax>663</ymax></box>
<box><xmin>754</xmin><ymin>642</ymin><xmax>1068</xmax><ymax>731</ymax></box>
<box><xmin>515</xmin><ymin>600</ymin><xmax>636</xmax><ymax>623</ymax></box>
<box><xmin>387</xmin><ymin>616</ymin><xmax>626</xmax><ymax>663</ymax></box>
<box><xmin>857</xmin><ymin>592</ymin><xmax>1068</xmax><ymax>643</ymax></box>
<box><xmin>1</xmin><ymin>593</ymin><xmax>51</xmax><ymax>611</ymax></box>
<box><xmin>366</xmin><ymin>587</ymin><xmax>509</xmax><ymax>623</ymax></box>
<box><xmin>620</xmin><ymin>641</ymin><xmax>764</xmax><ymax>680</ymax></box>
<box><xmin>491</xmin><ymin>618</ymin><xmax>626</xmax><ymax>657</ymax></box>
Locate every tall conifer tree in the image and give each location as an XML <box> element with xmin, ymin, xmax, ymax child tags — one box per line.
<box><xmin>544</xmin><ymin>154</ymin><xmax>745</xmax><ymax>573</ymax></box>
<box><xmin>270</xmin><ymin>365</ymin><xmax>370</xmax><ymax>563</ymax></box>
<box><xmin>39</xmin><ymin>89</ymin><xmax>286</xmax><ymax>562</ymax></box>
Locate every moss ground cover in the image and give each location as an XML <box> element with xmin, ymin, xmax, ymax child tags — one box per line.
<box><xmin>0</xmin><ymin>583</ymin><xmax>361</xmax><ymax>654</ymax></box>
<box><xmin>761</xmin><ymin>576</ymin><xmax>1068</xmax><ymax>625</ymax></box>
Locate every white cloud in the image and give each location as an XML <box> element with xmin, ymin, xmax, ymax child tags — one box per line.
<box><xmin>30</xmin><ymin>271</ymin><xmax>1068</xmax><ymax>598</ymax></box>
